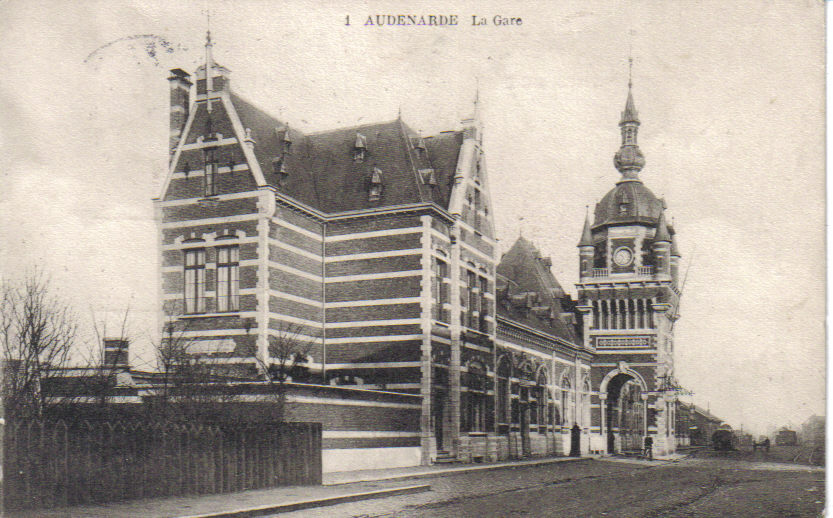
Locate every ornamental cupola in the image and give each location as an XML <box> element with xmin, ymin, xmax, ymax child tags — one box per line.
<box><xmin>593</xmin><ymin>74</ymin><xmax>663</xmax><ymax>230</ymax></box>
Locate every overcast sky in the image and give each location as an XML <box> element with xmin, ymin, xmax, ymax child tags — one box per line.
<box><xmin>0</xmin><ymin>0</ymin><xmax>824</xmax><ymax>434</ymax></box>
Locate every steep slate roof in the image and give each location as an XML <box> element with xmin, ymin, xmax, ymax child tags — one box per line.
<box><xmin>181</xmin><ymin>90</ymin><xmax>464</xmax><ymax>214</ymax></box>
<box><xmin>496</xmin><ymin>237</ymin><xmax>579</xmax><ymax>344</ymax></box>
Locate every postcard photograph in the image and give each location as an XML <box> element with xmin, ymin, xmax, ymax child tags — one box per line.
<box><xmin>0</xmin><ymin>1</ymin><xmax>825</xmax><ymax>516</ymax></box>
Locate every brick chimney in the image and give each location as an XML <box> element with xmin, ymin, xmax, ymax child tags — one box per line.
<box><xmin>168</xmin><ymin>68</ymin><xmax>192</xmax><ymax>153</ymax></box>
<box><xmin>103</xmin><ymin>338</ymin><xmax>130</xmax><ymax>370</ymax></box>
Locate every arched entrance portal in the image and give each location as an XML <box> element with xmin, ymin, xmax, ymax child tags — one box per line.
<box><xmin>605</xmin><ymin>373</ymin><xmax>646</xmax><ymax>453</ymax></box>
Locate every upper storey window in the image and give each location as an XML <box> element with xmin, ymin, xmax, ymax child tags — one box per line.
<box><xmin>216</xmin><ymin>245</ymin><xmax>240</xmax><ymax>312</ymax></box>
<box><xmin>204</xmin><ymin>148</ymin><xmax>217</xmax><ymax>197</ymax></box>
<box><xmin>432</xmin><ymin>257</ymin><xmax>449</xmax><ymax>323</ymax></box>
<box><xmin>473</xmin><ymin>188</ymin><xmax>482</xmax><ymax>231</ymax></box>
<box><xmin>184</xmin><ymin>248</ymin><xmax>206</xmax><ymax>314</ymax></box>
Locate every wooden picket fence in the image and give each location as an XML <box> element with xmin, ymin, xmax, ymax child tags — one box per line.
<box><xmin>4</xmin><ymin>418</ymin><xmax>322</xmax><ymax>511</ymax></box>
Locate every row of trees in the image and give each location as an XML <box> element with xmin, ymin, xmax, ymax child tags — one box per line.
<box><xmin>1</xmin><ymin>271</ymin><xmax>312</xmax><ymax>420</ymax></box>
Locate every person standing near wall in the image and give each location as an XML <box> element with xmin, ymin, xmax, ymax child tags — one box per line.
<box><xmin>643</xmin><ymin>435</ymin><xmax>653</xmax><ymax>460</ymax></box>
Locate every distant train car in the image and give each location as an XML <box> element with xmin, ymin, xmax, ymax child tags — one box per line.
<box><xmin>712</xmin><ymin>429</ymin><xmax>736</xmax><ymax>451</ymax></box>
<box><xmin>775</xmin><ymin>429</ymin><xmax>797</xmax><ymax>446</ymax></box>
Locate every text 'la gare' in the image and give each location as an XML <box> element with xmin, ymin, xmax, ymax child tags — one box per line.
<box><xmin>352</xmin><ymin>15</ymin><xmax>523</xmax><ymax>27</ymax></box>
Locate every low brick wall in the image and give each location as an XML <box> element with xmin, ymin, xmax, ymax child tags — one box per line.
<box><xmin>45</xmin><ymin>381</ymin><xmax>424</xmax><ymax>474</ymax></box>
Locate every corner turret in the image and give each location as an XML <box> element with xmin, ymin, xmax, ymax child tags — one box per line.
<box><xmin>578</xmin><ymin>209</ymin><xmax>594</xmax><ymax>278</ymax></box>
<box><xmin>652</xmin><ymin>212</ymin><xmax>672</xmax><ymax>275</ymax></box>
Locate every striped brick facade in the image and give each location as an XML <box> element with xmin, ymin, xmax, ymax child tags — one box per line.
<box><xmin>152</xmin><ymin>47</ymin><xmax>681</xmax><ymax>469</ymax></box>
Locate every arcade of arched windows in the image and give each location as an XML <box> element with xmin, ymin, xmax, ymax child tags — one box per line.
<box><xmin>486</xmin><ymin>352</ymin><xmax>594</xmax><ymax>435</ymax></box>
<box><xmin>590</xmin><ymin>298</ymin><xmax>655</xmax><ymax>330</ymax></box>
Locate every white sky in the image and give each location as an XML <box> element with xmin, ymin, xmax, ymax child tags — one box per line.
<box><xmin>0</xmin><ymin>0</ymin><xmax>824</xmax><ymax>435</ymax></box>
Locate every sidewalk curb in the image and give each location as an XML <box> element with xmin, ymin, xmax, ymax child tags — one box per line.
<box><xmin>177</xmin><ymin>484</ymin><xmax>431</xmax><ymax>518</ymax></box>
<box><xmin>324</xmin><ymin>456</ymin><xmax>593</xmax><ymax>486</ymax></box>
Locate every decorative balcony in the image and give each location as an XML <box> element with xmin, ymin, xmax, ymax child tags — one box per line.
<box><xmin>588</xmin><ymin>265</ymin><xmax>659</xmax><ymax>279</ymax></box>
<box><xmin>637</xmin><ymin>265</ymin><xmax>654</xmax><ymax>276</ymax></box>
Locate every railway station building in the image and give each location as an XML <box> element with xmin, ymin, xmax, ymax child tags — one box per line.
<box><xmin>152</xmin><ymin>36</ymin><xmax>682</xmax><ymax>469</ymax></box>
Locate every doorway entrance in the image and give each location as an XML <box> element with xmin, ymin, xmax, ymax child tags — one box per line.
<box><xmin>606</xmin><ymin>373</ymin><xmax>645</xmax><ymax>453</ymax></box>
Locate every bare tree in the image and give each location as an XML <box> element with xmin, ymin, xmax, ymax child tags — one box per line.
<box><xmin>0</xmin><ymin>272</ymin><xmax>77</xmax><ymax>418</ymax></box>
<box><xmin>254</xmin><ymin>323</ymin><xmax>314</xmax><ymax>420</ymax></box>
<box><xmin>149</xmin><ymin>316</ymin><xmax>241</xmax><ymax>420</ymax></box>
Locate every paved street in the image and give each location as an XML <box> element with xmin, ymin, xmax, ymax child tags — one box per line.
<box><xmin>277</xmin><ymin>458</ymin><xmax>825</xmax><ymax>518</ymax></box>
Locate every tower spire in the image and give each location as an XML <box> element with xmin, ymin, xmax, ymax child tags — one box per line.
<box><xmin>613</xmin><ymin>58</ymin><xmax>644</xmax><ymax>180</ymax></box>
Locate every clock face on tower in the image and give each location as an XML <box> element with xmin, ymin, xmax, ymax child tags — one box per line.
<box><xmin>613</xmin><ymin>246</ymin><xmax>634</xmax><ymax>267</ymax></box>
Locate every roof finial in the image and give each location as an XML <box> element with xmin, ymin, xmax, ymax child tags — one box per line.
<box><xmin>627</xmin><ymin>30</ymin><xmax>634</xmax><ymax>90</ymax></box>
<box><xmin>204</xmin><ymin>3</ymin><xmax>214</xmax><ymax>111</ymax></box>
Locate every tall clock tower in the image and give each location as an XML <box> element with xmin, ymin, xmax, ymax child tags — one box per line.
<box><xmin>577</xmin><ymin>83</ymin><xmax>681</xmax><ymax>456</ymax></box>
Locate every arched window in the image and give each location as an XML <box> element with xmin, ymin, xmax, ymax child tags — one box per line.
<box><xmin>581</xmin><ymin>376</ymin><xmax>592</xmax><ymax>428</ymax></box>
<box><xmin>536</xmin><ymin>370</ymin><xmax>548</xmax><ymax>434</ymax></box>
<box><xmin>561</xmin><ymin>373</ymin><xmax>574</xmax><ymax>427</ymax></box>
<box><xmin>496</xmin><ymin>356</ymin><xmax>510</xmax><ymax>434</ymax></box>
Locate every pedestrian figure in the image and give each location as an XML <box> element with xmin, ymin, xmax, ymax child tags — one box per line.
<box><xmin>763</xmin><ymin>437</ymin><xmax>770</xmax><ymax>452</ymax></box>
<box><xmin>643</xmin><ymin>435</ymin><xmax>653</xmax><ymax>460</ymax></box>
<box><xmin>570</xmin><ymin>423</ymin><xmax>582</xmax><ymax>457</ymax></box>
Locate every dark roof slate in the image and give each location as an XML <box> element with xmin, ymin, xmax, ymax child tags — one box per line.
<box><xmin>593</xmin><ymin>179</ymin><xmax>663</xmax><ymax>228</ymax></box>
<box><xmin>177</xmin><ymin>92</ymin><xmax>466</xmax><ymax>214</ymax></box>
<box><xmin>496</xmin><ymin>237</ymin><xmax>579</xmax><ymax>344</ymax></box>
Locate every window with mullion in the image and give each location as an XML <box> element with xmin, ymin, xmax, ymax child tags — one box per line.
<box><xmin>216</xmin><ymin>245</ymin><xmax>239</xmax><ymax>312</ymax></box>
<box><xmin>432</xmin><ymin>257</ymin><xmax>450</xmax><ymax>322</ymax></box>
<box><xmin>465</xmin><ymin>363</ymin><xmax>487</xmax><ymax>433</ymax></box>
<box><xmin>467</xmin><ymin>270</ymin><xmax>478</xmax><ymax>329</ymax></box>
<box><xmin>184</xmin><ymin>249</ymin><xmax>206</xmax><ymax>314</ymax></box>
<box><xmin>478</xmin><ymin>276</ymin><xmax>489</xmax><ymax>332</ymax></box>
<box><xmin>204</xmin><ymin>148</ymin><xmax>217</xmax><ymax>197</ymax></box>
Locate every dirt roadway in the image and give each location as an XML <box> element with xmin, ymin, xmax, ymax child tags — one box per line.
<box><xmin>275</xmin><ymin>457</ymin><xmax>825</xmax><ymax>518</ymax></box>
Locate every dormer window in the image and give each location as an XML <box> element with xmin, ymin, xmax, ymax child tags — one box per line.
<box><xmin>419</xmin><ymin>168</ymin><xmax>436</xmax><ymax>186</ymax></box>
<box><xmin>413</xmin><ymin>136</ymin><xmax>426</xmax><ymax>157</ymax></box>
<box><xmin>618</xmin><ymin>191</ymin><xmax>631</xmax><ymax>214</ymax></box>
<box><xmin>354</xmin><ymin>133</ymin><xmax>367</xmax><ymax>162</ymax></box>
<box><xmin>279</xmin><ymin>126</ymin><xmax>293</xmax><ymax>154</ymax></box>
<box><xmin>369</xmin><ymin>167</ymin><xmax>383</xmax><ymax>201</ymax></box>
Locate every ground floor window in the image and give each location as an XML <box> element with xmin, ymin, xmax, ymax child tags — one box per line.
<box><xmin>463</xmin><ymin>362</ymin><xmax>488</xmax><ymax>432</ymax></box>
